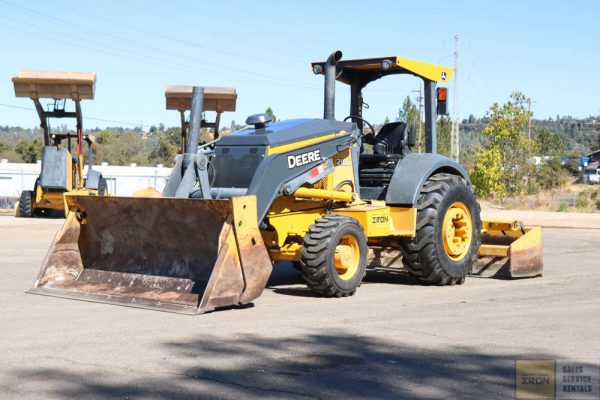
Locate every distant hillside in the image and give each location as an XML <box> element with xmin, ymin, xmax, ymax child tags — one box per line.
<box><xmin>0</xmin><ymin>114</ymin><xmax>598</xmax><ymax>167</ymax></box>
<box><xmin>459</xmin><ymin>114</ymin><xmax>598</xmax><ymax>160</ymax></box>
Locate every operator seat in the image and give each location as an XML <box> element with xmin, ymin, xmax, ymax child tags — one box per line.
<box><xmin>373</xmin><ymin>122</ymin><xmax>409</xmax><ymax>156</ymax></box>
<box><xmin>359</xmin><ymin>122</ymin><xmax>410</xmax><ymax>199</ymax></box>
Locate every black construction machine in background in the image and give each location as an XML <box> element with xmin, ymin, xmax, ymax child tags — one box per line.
<box><xmin>165</xmin><ymin>85</ymin><xmax>237</xmax><ymax>149</ymax></box>
<box><xmin>133</xmin><ymin>85</ymin><xmax>238</xmax><ymax>198</ymax></box>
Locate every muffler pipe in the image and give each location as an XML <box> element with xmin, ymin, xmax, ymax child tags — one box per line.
<box><xmin>183</xmin><ymin>86</ymin><xmax>204</xmax><ymax>169</ymax></box>
<box><xmin>324</xmin><ymin>51</ymin><xmax>342</xmax><ymax>120</ymax></box>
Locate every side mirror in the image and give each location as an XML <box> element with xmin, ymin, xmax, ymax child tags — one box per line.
<box><xmin>437</xmin><ymin>87</ymin><xmax>448</xmax><ymax>116</ymax></box>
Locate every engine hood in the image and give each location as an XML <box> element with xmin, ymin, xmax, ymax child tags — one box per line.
<box><xmin>217</xmin><ymin>118</ymin><xmax>355</xmax><ymax>148</ymax></box>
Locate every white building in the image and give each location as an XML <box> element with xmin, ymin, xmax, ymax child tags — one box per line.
<box><xmin>0</xmin><ymin>159</ymin><xmax>172</xmax><ymax>198</ymax></box>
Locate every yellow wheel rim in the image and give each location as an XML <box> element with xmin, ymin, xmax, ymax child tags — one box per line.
<box><xmin>334</xmin><ymin>234</ymin><xmax>360</xmax><ymax>280</ymax></box>
<box><xmin>441</xmin><ymin>202</ymin><xmax>473</xmax><ymax>262</ymax></box>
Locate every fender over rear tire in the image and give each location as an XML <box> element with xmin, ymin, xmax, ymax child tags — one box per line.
<box><xmin>300</xmin><ymin>214</ymin><xmax>368</xmax><ymax>297</ymax></box>
<box><xmin>400</xmin><ymin>173</ymin><xmax>482</xmax><ymax>285</ymax></box>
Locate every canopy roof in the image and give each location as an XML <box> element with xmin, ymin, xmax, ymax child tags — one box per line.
<box><xmin>311</xmin><ymin>56</ymin><xmax>453</xmax><ymax>86</ymax></box>
<box><xmin>13</xmin><ymin>70</ymin><xmax>96</xmax><ymax>100</ymax></box>
<box><xmin>165</xmin><ymin>86</ymin><xmax>237</xmax><ymax>112</ymax></box>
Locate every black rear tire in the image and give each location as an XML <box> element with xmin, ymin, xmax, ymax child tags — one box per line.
<box><xmin>17</xmin><ymin>190</ymin><xmax>34</xmax><ymax>218</ymax></box>
<box><xmin>400</xmin><ymin>173</ymin><xmax>481</xmax><ymax>285</ymax></box>
<box><xmin>300</xmin><ymin>215</ymin><xmax>368</xmax><ymax>297</ymax></box>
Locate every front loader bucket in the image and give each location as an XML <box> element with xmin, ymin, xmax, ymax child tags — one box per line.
<box><xmin>28</xmin><ymin>195</ymin><xmax>272</xmax><ymax>314</ymax></box>
<box><xmin>472</xmin><ymin>220</ymin><xmax>543</xmax><ymax>279</ymax></box>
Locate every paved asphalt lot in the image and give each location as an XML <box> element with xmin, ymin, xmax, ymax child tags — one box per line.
<box><xmin>0</xmin><ymin>212</ymin><xmax>599</xmax><ymax>399</ymax></box>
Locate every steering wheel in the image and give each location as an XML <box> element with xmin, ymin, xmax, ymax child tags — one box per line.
<box><xmin>344</xmin><ymin>115</ymin><xmax>376</xmax><ymax>144</ymax></box>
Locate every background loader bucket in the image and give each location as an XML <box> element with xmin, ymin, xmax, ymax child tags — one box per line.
<box><xmin>28</xmin><ymin>195</ymin><xmax>272</xmax><ymax>314</ymax></box>
<box><xmin>472</xmin><ymin>220</ymin><xmax>543</xmax><ymax>278</ymax></box>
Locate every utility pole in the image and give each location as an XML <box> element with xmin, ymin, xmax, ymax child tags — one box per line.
<box><xmin>527</xmin><ymin>99</ymin><xmax>532</xmax><ymax>140</ymax></box>
<box><xmin>527</xmin><ymin>99</ymin><xmax>537</xmax><ymax>140</ymax></box>
<box><xmin>412</xmin><ymin>84</ymin><xmax>424</xmax><ymax>152</ymax></box>
<box><xmin>451</xmin><ymin>34</ymin><xmax>460</xmax><ymax>162</ymax></box>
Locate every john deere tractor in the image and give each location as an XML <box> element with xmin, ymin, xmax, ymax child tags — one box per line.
<box><xmin>30</xmin><ymin>52</ymin><xmax>542</xmax><ymax>314</ymax></box>
<box><xmin>12</xmin><ymin>71</ymin><xmax>107</xmax><ymax>218</ymax></box>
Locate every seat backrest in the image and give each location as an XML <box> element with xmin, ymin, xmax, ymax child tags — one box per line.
<box><xmin>373</xmin><ymin>122</ymin><xmax>407</xmax><ymax>155</ymax></box>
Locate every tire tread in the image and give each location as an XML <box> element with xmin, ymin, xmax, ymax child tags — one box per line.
<box><xmin>399</xmin><ymin>173</ymin><xmax>481</xmax><ymax>285</ymax></box>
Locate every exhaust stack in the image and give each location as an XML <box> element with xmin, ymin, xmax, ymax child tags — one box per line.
<box><xmin>324</xmin><ymin>51</ymin><xmax>342</xmax><ymax>120</ymax></box>
<box><xmin>183</xmin><ymin>86</ymin><xmax>204</xmax><ymax>169</ymax></box>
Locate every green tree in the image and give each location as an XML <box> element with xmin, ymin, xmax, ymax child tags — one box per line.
<box><xmin>0</xmin><ymin>139</ymin><xmax>21</xmax><ymax>162</ymax></box>
<box><xmin>564</xmin><ymin>150</ymin><xmax>581</xmax><ymax>175</ymax></box>
<box><xmin>94</xmin><ymin>131</ymin><xmax>148</xmax><ymax>166</ymax></box>
<box><xmin>397</xmin><ymin>96</ymin><xmax>419</xmax><ymax>129</ymax></box>
<box><xmin>383</xmin><ymin>116</ymin><xmax>390</xmax><ymax>124</ymax></box>
<box><xmin>265</xmin><ymin>107</ymin><xmax>277</xmax><ymax>122</ymax></box>
<box><xmin>473</xmin><ymin>92</ymin><xmax>535</xmax><ymax>197</ymax></box>
<box><xmin>148</xmin><ymin>127</ymin><xmax>181</xmax><ymax>166</ymax></box>
<box><xmin>534</xmin><ymin>127</ymin><xmax>563</xmax><ymax>156</ymax></box>
<box><xmin>15</xmin><ymin>139</ymin><xmax>42</xmax><ymax>163</ymax></box>
<box><xmin>535</xmin><ymin>158</ymin><xmax>568</xmax><ymax>190</ymax></box>
<box><xmin>471</xmin><ymin>145</ymin><xmax>504</xmax><ymax>197</ymax></box>
<box><xmin>437</xmin><ymin>116</ymin><xmax>452</xmax><ymax>157</ymax></box>
<box><xmin>95</xmin><ymin>129</ymin><xmax>116</xmax><ymax>145</ymax></box>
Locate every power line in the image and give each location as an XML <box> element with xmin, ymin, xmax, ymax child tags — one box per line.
<box><xmin>217</xmin><ymin>0</ymin><xmax>341</xmax><ymax>49</ymax></box>
<box><xmin>470</xmin><ymin>59</ymin><xmax>501</xmax><ymax>99</ymax></box>
<box><xmin>466</xmin><ymin>40</ymin><xmax>503</xmax><ymax>97</ymax></box>
<box><xmin>0</xmin><ymin>103</ymin><xmax>152</xmax><ymax>128</ymax></box>
<box><xmin>0</xmin><ymin>19</ymin><xmax>234</xmax><ymax>83</ymax></box>
<box><xmin>0</xmin><ymin>1</ymin><xmax>322</xmax><ymax>90</ymax></box>
<box><xmin>466</xmin><ymin>74</ymin><xmax>495</xmax><ymax>105</ymax></box>
<box><xmin>3</xmin><ymin>0</ymin><xmax>297</xmax><ymax>71</ymax></box>
<box><xmin>100</xmin><ymin>0</ymin><xmax>304</xmax><ymax>60</ymax></box>
<box><xmin>0</xmin><ymin>15</ymin><xmax>322</xmax><ymax>92</ymax></box>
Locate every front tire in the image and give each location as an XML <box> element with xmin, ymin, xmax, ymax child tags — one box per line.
<box><xmin>400</xmin><ymin>173</ymin><xmax>481</xmax><ymax>285</ymax></box>
<box><xmin>300</xmin><ymin>215</ymin><xmax>368</xmax><ymax>297</ymax></box>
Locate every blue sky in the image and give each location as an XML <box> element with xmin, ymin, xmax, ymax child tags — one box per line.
<box><xmin>0</xmin><ymin>0</ymin><xmax>598</xmax><ymax>130</ymax></box>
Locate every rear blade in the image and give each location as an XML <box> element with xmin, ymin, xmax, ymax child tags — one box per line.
<box><xmin>29</xmin><ymin>195</ymin><xmax>272</xmax><ymax>314</ymax></box>
<box><xmin>473</xmin><ymin>220</ymin><xmax>543</xmax><ymax>278</ymax></box>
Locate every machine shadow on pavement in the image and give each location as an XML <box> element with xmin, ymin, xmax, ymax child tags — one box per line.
<box><xmin>269</xmin><ymin>261</ymin><xmax>432</xmax><ymax>298</ymax></box>
<box><xmin>267</xmin><ymin>262</ymin><xmax>423</xmax><ymax>298</ymax></box>
<box><xmin>3</xmin><ymin>330</ymin><xmax>586</xmax><ymax>400</ymax></box>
